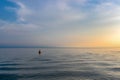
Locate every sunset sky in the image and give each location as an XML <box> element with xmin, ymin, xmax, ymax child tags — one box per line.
<box><xmin>0</xmin><ymin>0</ymin><xmax>120</xmax><ymax>47</ymax></box>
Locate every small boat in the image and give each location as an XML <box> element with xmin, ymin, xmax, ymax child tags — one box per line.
<box><xmin>38</xmin><ymin>50</ymin><xmax>41</xmax><ymax>54</ymax></box>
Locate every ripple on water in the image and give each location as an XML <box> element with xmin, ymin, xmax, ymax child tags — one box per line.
<box><xmin>0</xmin><ymin>70</ymin><xmax>120</xmax><ymax>80</ymax></box>
<box><xmin>109</xmin><ymin>67</ymin><xmax>120</xmax><ymax>72</ymax></box>
<box><xmin>0</xmin><ymin>63</ymin><xmax>21</xmax><ymax>66</ymax></box>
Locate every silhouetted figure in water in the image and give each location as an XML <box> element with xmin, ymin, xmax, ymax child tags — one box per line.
<box><xmin>38</xmin><ymin>50</ymin><xmax>41</xmax><ymax>55</ymax></box>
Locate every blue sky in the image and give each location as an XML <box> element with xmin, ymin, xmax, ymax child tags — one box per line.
<box><xmin>0</xmin><ymin>0</ymin><xmax>120</xmax><ymax>47</ymax></box>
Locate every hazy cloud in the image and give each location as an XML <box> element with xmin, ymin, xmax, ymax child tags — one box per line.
<box><xmin>0</xmin><ymin>0</ymin><xmax>120</xmax><ymax>47</ymax></box>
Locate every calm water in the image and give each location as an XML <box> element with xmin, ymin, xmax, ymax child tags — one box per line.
<box><xmin>0</xmin><ymin>48</ymin><xmax>120</xmax><ymax>80</ymax></box>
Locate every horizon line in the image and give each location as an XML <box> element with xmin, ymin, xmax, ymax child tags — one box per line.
<box><xmin>0</xmin><ymin>46</ymin><xmax>120</xmax><ymax>49</ymax></box>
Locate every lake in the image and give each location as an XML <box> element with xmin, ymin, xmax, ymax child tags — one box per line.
<box><xmin>0</xmin><ymin>48</ymin><xmax>120</xmax><ymax>80</ymax></box>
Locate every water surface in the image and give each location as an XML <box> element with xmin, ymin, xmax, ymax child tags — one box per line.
<box><xmin>0</xmin><ymin>48</ymin><xmax>120</xmax><ymax>80</ymax></box>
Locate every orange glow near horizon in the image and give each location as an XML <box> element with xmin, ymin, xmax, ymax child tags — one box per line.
<box><xmin>107</xmin><ymin>26</ymin><xmax>120</xmax><ymax>47</ymax></box>
<box><xmin>64</xmin><ymin>40</ymin><xmax>112</xmax><ymax>47</ymax></box>
<box><xmin>60</xmin><ymin>26</ymin><xmax>120</xmax><ymax>48</ymax></box>
<box><xmin>63</xmin><ymin>40</ymin><xmax>120</xmax><ymax>48</ymax></box>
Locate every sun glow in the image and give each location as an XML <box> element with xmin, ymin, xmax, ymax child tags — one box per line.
<box><xmin>108</xmin><ymin>26</ymin><xmax>120</xmax><ymax>47</ymax></box>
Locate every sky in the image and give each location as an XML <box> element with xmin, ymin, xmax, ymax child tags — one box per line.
<box><xmin>0</xmin><ymin>0</ymin><xmax>120</xmax><ymax>47</ymax></box>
